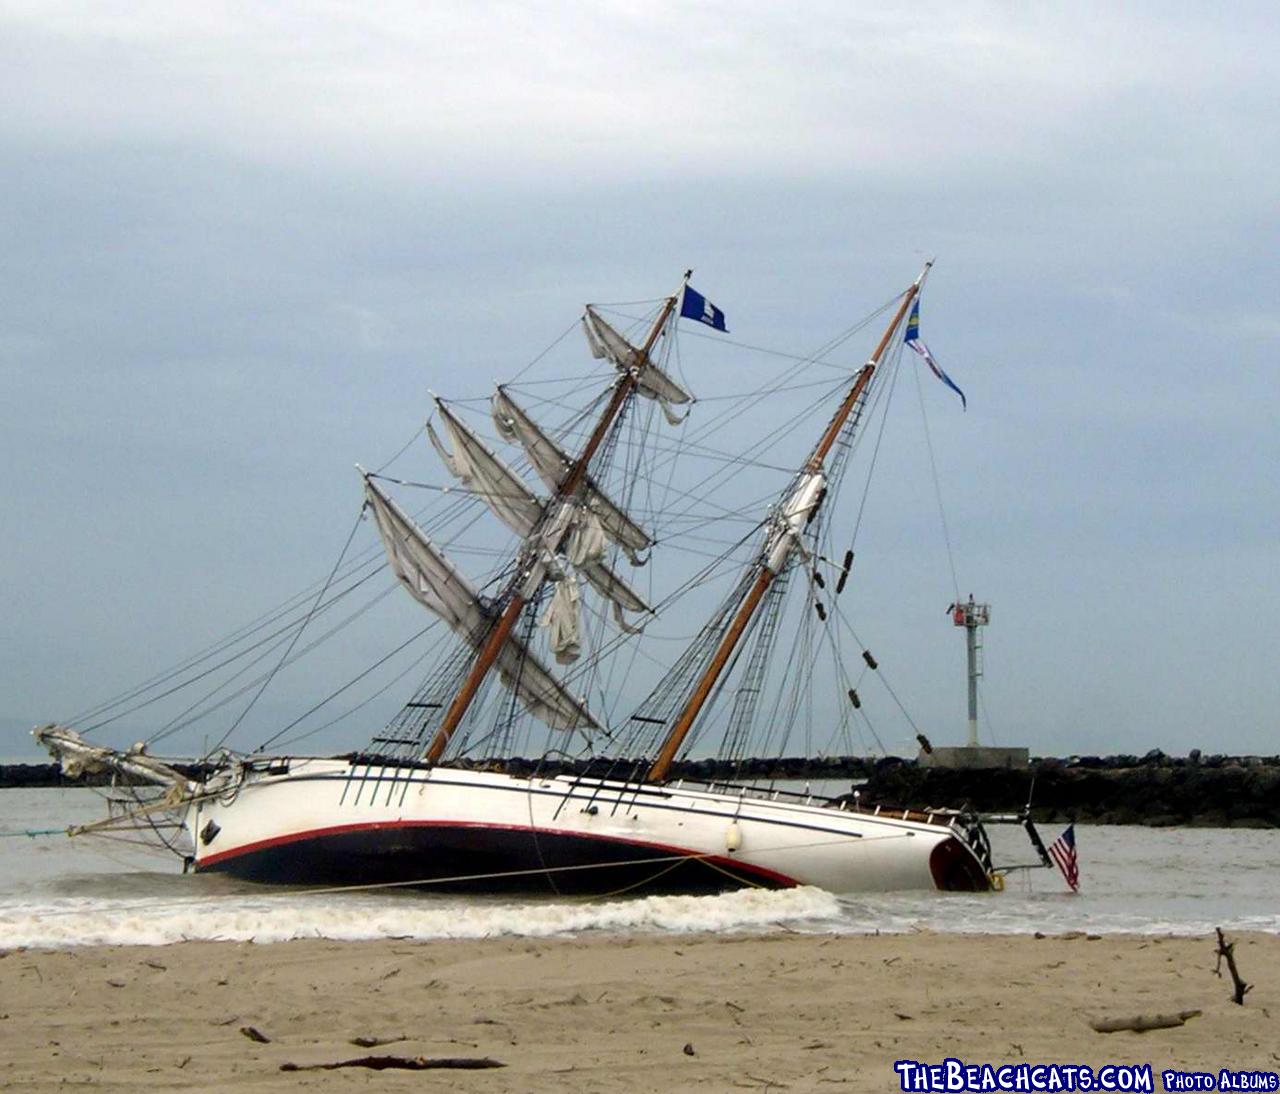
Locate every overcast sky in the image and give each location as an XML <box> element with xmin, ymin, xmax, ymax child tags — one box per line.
<box><xmin>3</xmin><ymin>2</ymin><xmax>1277</xmax><ymax>761</ymax></box>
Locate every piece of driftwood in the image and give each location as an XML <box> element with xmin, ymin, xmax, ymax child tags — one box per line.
<box><xmin>281</xmin><ymin>1055</ymin><xmax>505</xmax><ymax>1072</ymax></box>
<box><xmin>239</xmin><ymin>1026</ymin><xmax>271</xmax><ymax>1044</ymax></box>
<box><xmin>349</xmin><ymin>1034</ymin><xmax>408</xmax><ymax>1048</ymax></box>
<box><xmin>1215</xmin><ymin>927</ymin><xmax>1252</xmax><ymax>1005</ymax></box>
<box><xmin>1090</xmin><ymin>1010</ymin><xmax>1201</xmax><ymax>1033</ymax></box>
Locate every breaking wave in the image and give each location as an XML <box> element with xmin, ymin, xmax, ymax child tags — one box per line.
<box><xmin>0</xmin><ymin>885</ymin><xmax>844</xmax><ymax>950</ymax></box>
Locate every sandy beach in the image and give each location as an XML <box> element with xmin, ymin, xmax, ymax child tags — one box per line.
<box><xmin>2</xmin><ymin>931</ymin><xmax>1277</xmax><ymax>1092</ymax></box>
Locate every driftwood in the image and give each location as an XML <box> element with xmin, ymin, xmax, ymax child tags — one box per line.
<box><xmin>239</xmin><ymin>1026</ymin><xmax>271</xmax><ymax>1043</ymax></box>
<box><xmin>1215</xmin><ymin>927</ymin><xmax>1252</xmax><ymax>1005</ymax></box>
<box><xmin>349</xmin><ymin>1034</ymin><xmax>408</xmax><ymax>1048</ymax></box>
<box><xmin>281</xmin><ymin>1055</ymin><xmax>505</xmax><ymax>1072</ymax></box>
<box><xmin>1090</xmin><ymin>1009</ymin><xmax>1201</xmax><ymax>1033</ymax></box>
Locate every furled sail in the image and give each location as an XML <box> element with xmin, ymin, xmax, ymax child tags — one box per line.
<box><xmin>363</xmin><ymin>475</ymin><xmax>599</xmax><ymax>731</ymax></box>
<box><xmin>428</xmin><ymin>402</ymin><xmax>650</xmax><ymax>660</ymax></box>
<box><xmin>432</xmin><ymin>400</ymin><xmax>650</xmax><ymax>614</ymax></box>
<box><xmin>583</xmin><ymin>306</ymin><xmax>693</xmax><ymax>423</ymax></box>
<box><xmin>427</xmin><ymin>401</ymin><xmax>543</xmax><ymax>537</ymax></box>
<box><xmin>538</xmin><ymin>579</ymin><xmax>581</xmax><ymax>664</ymax></box>
<box><xmin>491</xmin><ymin>386</ymin><xmax>653</xmax><ymax>564</ymax></box>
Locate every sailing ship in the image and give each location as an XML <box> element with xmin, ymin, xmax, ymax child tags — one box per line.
<box><xmin>37</xmin><ymin>265</ymin><xmax>1000</xmax><ymax>895</ymax></box>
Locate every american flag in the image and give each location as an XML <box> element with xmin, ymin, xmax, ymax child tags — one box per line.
<box><xmin>1048</xmin><ymin>824</ymin><xmax>1080</xmax><ymax>892</ymax></box>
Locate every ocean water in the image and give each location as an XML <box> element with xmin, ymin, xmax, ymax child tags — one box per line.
<box><xmin>1</xmin><ymin>787</ymin><xmax>1276</xmax><ymax>950</ymax></box>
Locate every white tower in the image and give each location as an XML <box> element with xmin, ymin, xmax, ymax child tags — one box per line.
<box><xmin>951</xmin><ymin>595</ymin><xmax>990</xmax><ymax>747</ymax></box>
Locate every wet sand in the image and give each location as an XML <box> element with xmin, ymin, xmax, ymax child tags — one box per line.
<box><xmin>2</xmin><ymin>931</ymin><xmax>1277</xmax><ymax>1092</ymax></box>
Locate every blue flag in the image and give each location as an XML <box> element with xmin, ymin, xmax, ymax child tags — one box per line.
<box><xmin>679</xmin><ymin>285</ymin><xmax>728</xmax><ymax>332</ymax></box>
<box><xmin>904</xmin><ymin>298</ymin><xmax>966</xmax><ymax>410</ymax></box>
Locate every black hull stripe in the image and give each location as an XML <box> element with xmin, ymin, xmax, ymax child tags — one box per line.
<box><xmin>196</xmin><ymin>820</ymin><xmax>800</xmax><ymax>895</ymax></box>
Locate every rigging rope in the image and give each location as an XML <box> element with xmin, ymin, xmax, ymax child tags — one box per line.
<box><xmin>913</xmin><ymin>357</ymin><xmax>963</xmax><ymax>603</ymax></box>
<box><xmin>205</xmin><ymin>507</ymin><xmax>366</xmax><ymax>760</ymax></box>
<box><xmin>25</xmin><ymin>817</ymin><xmax>934</xmax><ymax>919</ymax></box>
<box><xmin>56</xmin><ymin>289</ymin><xmax>929</xmax><ymax>767</ymax></box>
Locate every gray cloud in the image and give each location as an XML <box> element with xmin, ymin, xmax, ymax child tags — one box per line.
<box><xmin>2</xmin><ymin>2</ymin><xmax>1278</xmax><ymax>760</ymax></box>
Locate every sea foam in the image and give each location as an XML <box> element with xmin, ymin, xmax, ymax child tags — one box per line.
<box><xmin>0</xmin><ymin>885</ymin><xmax>844</xmax><ymax>950</ymax></box>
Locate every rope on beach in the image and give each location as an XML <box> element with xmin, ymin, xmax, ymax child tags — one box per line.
<box><xmin>0</xmin><ymin>827</ymin><xmax>66</xmax><ymax>839</ymax></box>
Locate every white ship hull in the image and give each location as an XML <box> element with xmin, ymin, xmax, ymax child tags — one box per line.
<box><xmin>188</xmin><ymin>758</ymin><xmax>991</xmax><ymax>894</ymax></box>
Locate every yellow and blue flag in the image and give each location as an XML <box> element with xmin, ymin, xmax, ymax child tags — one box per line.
<box><xmin>905</xmin><ymin>298</ymin><xmax>966</xmax><ymax>410</ymax></box>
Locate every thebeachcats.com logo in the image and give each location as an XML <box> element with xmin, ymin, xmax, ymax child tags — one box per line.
<box><xmin>1165</xmin><ymin>1071</ymin><xmax>1279</xmax><ymax>1092</ymax></box>
<box><xmin>893</xmin><ymin>1060</ymin><xmax>1280</xmax><ymax>1093</ymax></box>
<box><xmin>894</xmin><ymin>1058</ymin><xmax>1155</xmax><ymax>1092</ymax></box>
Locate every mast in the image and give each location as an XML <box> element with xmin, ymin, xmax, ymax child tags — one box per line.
<box><xmin>646</xmin><ymin>264</ymin><xmax>930</xmax><ymax>782</ymax></box>
<box><xmin>422</xmin><ymin>287</ymin><xmax>683</xmax><ymax>764</ymax></box>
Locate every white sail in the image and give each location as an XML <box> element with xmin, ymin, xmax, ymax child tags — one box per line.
<box><xmin>567</xmin><ymin>509</ymin><xmax>648</xmax><ymax>616</ymax></box>
<box><xmin>363</xmin><ymin>476</ymin><xmax>599</xmax><ymax>731</ymax></box>
<box><xmin>538</xmin><ymin>579</ymin><xmax>581</xmax><ymax>665</ymax></box>
<box><xmin>579</xmin><ymin>558</ymin><xmax>648</xmax><ymax>615</ymax></box>
<box><xmin>429</xmin><ymin>404</ymin><xmax>649</xmax><ymax>651</ymax></box>
<box><xmin>491</xmin><ymin>386</ymin><xmax>653</xmax><ymax>564</ymax></box>
<box><xmin>428</xmin><ymin>402</ymin><xmax>543</xmax><ymax>537</ymax></box>
<box><xmin>583</xmin><ymin>307</ymin><xmax>693</xmax><ymax>422</ymax></box>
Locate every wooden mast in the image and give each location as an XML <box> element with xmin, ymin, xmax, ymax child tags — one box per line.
<box><xmin>645</xmin><ymin>265</ymin><xmax>929</xmax><ymax>783</ymax></box>
<box><xmin>423</xmin><ymin>288</ymin><xmax>683</xmax><ymax>764</ymax></box>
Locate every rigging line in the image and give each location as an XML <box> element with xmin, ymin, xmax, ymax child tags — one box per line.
<box><xmin>978</xmin><ymin>688</ymin><xmax>1002</xmax><ymax>747</ymax></box>
<box><xmin>644</xmin><ymin>376</ymin><xmax>854</xmax><ymax>539</ymax></box>
<box><xmin>69</xmin><ymin>495</ymin><xmax>440</xmax><ymax>729</ymax></box>
<box><xmin>636</xmin><ymin>476</ymin><xmax>784</xmax><ymax>529</ymax></box>
<box><xmin>912</xmin><ymin>356</ymin><xmax>963</xmax><ymax>603</ymax></box>
<box><xmin>575</xmin><ymin>401</ymin><xmax>653</xmax><ymax>719</ymax></box>
<box><xmin>255</xmin><ymin>622</ymin><xmax>438</xmax><ymax>752</ymax></box>
<box><xmin>591</xmin><ymin>295</ymin><xmax>666</xmax><ymax>309</ymax></box>
<box><xmin>450</xmin><ymin>370</ymin><xmax>602</xmax><ymax>393</ymax></box>
<box><xmin>511</xmin><ymin>342</ymin><xmax>844</xmax><ymax>538</ymax></box>
<box><xmin>67</xmin><ymin>546</ymin><xmax>383</xmax><ymax>727</ymax></box>
<box><xmin>204</xmin><ymin>507</ymin><xmax>366</xmax><ymax>760</ymax></box>
<box><xmin>88</xmin><ymin>564</ymin><xmax>378</xmax><ymax>737</ymax></box>
<box><xmin>658</xmin><ymin>357</ymin><xmax>842</xmax><ymax>459</ymax></box>
<box><xmin>668</xmin><ymin>369</ymin><xmax>854</xmax><ymax>473</ymax></box>
<box><xmin>501</xmin><ymin>377</ymin><xmax>617</xmax><ymax>417</ymax></box>
<box><xmin>683</xmin><ymin>376</ymin><xmax>851</xmax><ymax>402</ymax></box>
<box><xmin>503</xmin><ymin>316</ymin><xmax>582</xmax><ymax>385</ymax></box>
<box><xmin>31</xmin><ymin>833</ymin><xmax>910</xmax><ymax>918</ymax></box>
<box><xmin>76</xmin><ymin>299</ymin><xmax>879</xmax><ymax>732</ymax></box>
<box><xmin>229</xmin><ymin>624</ymin><xmax>440</xmax><ymax>752</ymax></box>
<box><xmin>145</xmin><ymin>577</ymin><xmax>407</xmax><ymax>746</ymax></box>
<box><xmin>818</xmin><ymin>607</ymin><xmax>889</xmax><ymax>755</ymax></box>
<box><xmin>827</xmin><ymin>600</ymin><xmax>925</xmax><ymax>739</ymax></box>
<box><xmin>589</xmin><ymin>323</ymin><xmax>833</xmax><ymax>482</ymax></box>
<box><xmin>603</xmin><ymin>294</ymin><xmax>899</xmax><ymax>373</ymax></box>
<box><xmin>522</xmin><ymin>381</ymin><xmax>616</xmax><ymax>452</ymax></box>
<box><xmin>599</xmin><ymin>299</ymin><xmax>666</xmax><ymax>345</ymax></box>
<box><xmin>97</xmin><ymin>556</ymin><xmax>388</xmax><ymax>740</ymax></box>
<box><xmin>812</xmin><ymin>545</ymin><xmax>885</xmax><ymax>759</ymax></box>
<box><xmin>615</xmin><ymin>435</ymin><xmax>800</xmax><ymax>474</ymax></box>
<box><xmin>374</xmin><ymin>423</ymin><xmax>427</xmax><ymax>476</ymax></box>
<box><xmin>554</xmin><ymin>522</ymin><xmax>765</xmax><ymax>697</ymax></box>
<box><xmin>845</xmin><ymin>332</ymin><xmax>908</xmax><ymax>553</ymax></box>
